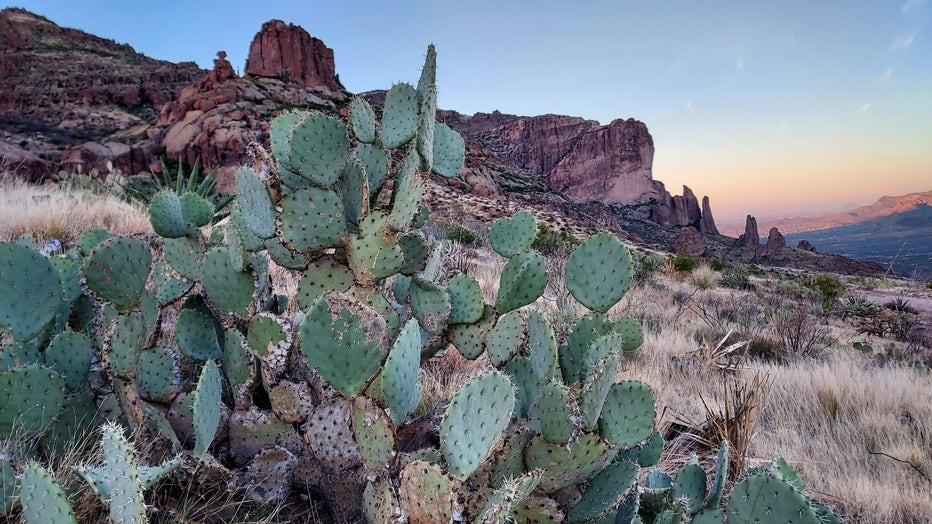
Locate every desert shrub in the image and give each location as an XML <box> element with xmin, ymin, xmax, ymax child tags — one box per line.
<box><xmin>709</xmin><ymin>258</ymin><xmax>728</xmax><ymax>271</ymax></box>
<box><xmin>884</xmin><ymin>298</ymin><xmax>919</xmax><ymax>315</ymax></box>
<box><xmin>747</xmin><ymin>264</ymin><xmax>764</xmax><ymax>276</ymax></box>
<box><xmin>720</xmin><ymin>265</ymin><xmax>754</xmax><ymax>291</ymax></box>
<box><xmin>806</xmin><ymin>273</ymin><xmax>845</xmax><ymax>311</ymax></box>
<box><xmin>633</xmin><ymin>253</ymin><xmax>664</xmax><ymax>284</ymax></box>
<box><xmin>772</xmin><ymin>303</ymin><xmax>832</xmax><ymax>359</ymax></box>
<box><xmin>669</xmin><ymin>252</ymin><xmax>697</xmax><ymax>272</ymax></box>
<box><xmin>436</xmin><ymin>220</ymin><xmax>480</xmax><ymax>247</ymax></box>
<box><xmin>531</xmin><ymin>224</ymin><xmax>578</xmax><ymax>256</ymax></box>
<box><xmin>689</xmin><ymin>265</ymin><xmax>721</xmax><ymax>290</ymax></box>
<box><xmin>746</xmin><ymin>336</ymin><xmax>788</xmax><ymax>363</ymax></box>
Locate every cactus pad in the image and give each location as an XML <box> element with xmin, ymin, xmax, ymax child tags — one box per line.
<box><xmin>380</xmin><ymin>82</ymin><xmax>419</xmax><ymax>148</ymax></box>
<box><xmin>347</xmin><ymin>212</ymin><xmax>404</xmax><ymax>283</ymax></box>
<box><xmin>447</xmin><ymin>305</ymin><xmax>496</xmax><ymax>360</ymax></box>
<box><xmin>409</xmin><ymin>276</ymin><xmax>451</xmax><ymax>335</ymax></box>
<box><xmin>154</xmin><ymin>257</ymin><xmax>193</xmax><ymax>305</ymax></box>
<box><xmin>399</xmin><ymin>232</ymin><xmax>430</xmax><ymax>276</ymax></box>
<box><xmin>354</xmin><ymin>143</ymin><xmax>389</xmax><ymax>198</ymax></box>
<box><xmin>222</xmin><ymin>329</ymin><xmax>256</xmax><ymax>408</ymax></box>
<box><xmin>295</xmin><ymin>258</ymin><xmax>355</xmax><ymax>309</ymax></box>
<box><xmin>341</xmin><ymin>158</ymin><xmax>369</xmax><ymax>233</ymax></box>
<box><xmin>446</xmin><ymin>274</ymin><xmax>484</xmax><ymax>324</ymax></box>
<box><xmin>486</xmin><ymin>311</ymin><xmax>525</xmax><ymax>367</ymax></box>
<box><xmin>268</xmin><ymin>381</ymin><xmax>315</xmax><ymax>423</ymax></box>
<box><xmin>303</xmin><ymin>398</ymin><xmax>360</xmax><ymax>469</ymax></box>
<box><xmin>348</xmin><ymin>96</ymin><xmax>377</xmax><ymax>143</ymax></box>
<box><xmin>599</xmin><ymin>380</ymin><xmax>656</xmax><ymax>448</ymax></box>
<box><xmin>565</xmin><ymin>232</ymin><xmax>633</xmax><ymax>313</ymax></box>
<box><xmin>270</xmin><ymin>111</ymin><xmax>308</xmax><ymax>166</ymax></box>
<box><xmin>0</xmin><ymin>366</ymin><xmax>66</xmax><ymax>437</ymax></box>
<box><xmin>193</xmin><ymin>360</ymin><xmax>222</xmax><ymax>457</ymax></box>
<box><xmin>202</xmin><ymin>246</ymin><xmax>255</xmax><ymax>315</ymax></box>
<box><xmin>568</xmin><ymin>459</ymin><xmax>640</xmax><ymax>523</ymax></box>
<box><xmin>352</xmin><ymin>396</ymin><xmax>396</xmax><ymax>472</ymax></box>
<box><xmin>299</xmin><ymin>293</ymin><xmax>387</xmax><ymax>396</ymax></box>
<box><xmin>578</xmin><ymin>350</ymin><xmax>621</xmax><ymax>430</ymax></box>
<box><xmin>83</xmin><ymin>237</ymin><xmax>151</xmax><ymax>311</ymax></box>
<box><xmin>264</xmin><ymin>237</ymin><xmax>309</xmax><ymax>270</ymax></box>
<box><xmin>136</xmin><ymin>346</ymin><xmax>175</xmax><ymax>403</ymax></box>
<box><xmin>489</xmin><ymin>210</ymin><xmax>538</xmax><ymax>258</ymax></box>
<box><xmin>431</xmin><ymin>123</ymin><xmax>466</xmax><ymax>178</ymax></box>
<box><xmin>287</xmin><ymin>112</ymin><xmax>351</xmax><ymax>188</ymax></box>
<box><xmin>416</xmin><ymin>83</ymin><xmax>437</xmax><ymax>171</ymax></box>
<box><xmin>440</xmin><ymin>370</ymin><xmax>516</xmax><ymax>480</ymax></box>
<box><xmin>162</xmin><ymin>235</ymin><xmax>203</xmax><ymax>280</ymax></box>
<box><xmin>19</xmin><ymin>462</ymin><xmax>77</xmax><ymax>524</ymax></box>
<box><xmin>417</xmin><ymin>44</ymin><xmax>437</xmax><ymax>103</ymax></box>
<box><xmin>179</xmin><ymin>192</ymin><xmax>214</xmax><ymax>228</ymax></box>
<box><xmin>175</xmin><ymin>307</ymin><xmax>222</xmax><ymax>360</ymax></box>
<box><xmin>0</xmin><ymin>243</ymin><xmax>60</xmax><ymax>342</ymax></box>
<box><xmin>105</xmin><ymin>312</ymin><xmax>147</xmax><ymax>375</ymax></box>
<box><xmin>76</xmin><ymin>228</ymin><xmax>111</xmax><ymax>256</ymax></box>
<box><xmin>524</xmin><ymin>433</ymin><xmax>618</xmax><ymax>491</ymax></box>
<box><xmin>44</xmin><ymin>330</ymin><xmax>93</xmax><ymax>390</ymax></box>
<box><xmin>726</xmin><ymin>473</ymin><xmax>820</xmax><ymax>524</ymax></box>
<box><xmin>533</xmin><ymin>381</ymin><xmax>576</xmax><ymax>443</ymax></box>
<box><xmin>381</xmin><ymin>319</ymin><xmax>422</xmax><ymax>424</ymax></box>
<box><xmin>388</xmin><ymin>149</ymin><xmax>424</xmax><ymax>231</ymax></box>
<box><xmin>495</xmin><ymin>250</ymin><xmax>547</xmax><ymax>313</ymax></box>
<box><xmin>148</xmin><ymin>189</ymin><xmax>191</xmax><ymax>238</ymax></box>
<box><xmin>235</xmin><ymin>166</ymin><xmax>276</xmax><ymax>239</ymax></box>
<box><xmin>672</xmin><ymin>459</ymin><xmax>708</xmax><ymax>516</ymax></box>
<box><xmin>279</xmin><ymin>186</ymin><xmax>346</xmax><ymax>251</ymax></box>
<box><xmin>399</xmin><ymin>460</ymin><xmax>459</xmax><ymax>524</ymax></box>
<box><xmin>560</xmin><ymin>313</ymin><xmax>621</xmax><ymax>384</ymax></box>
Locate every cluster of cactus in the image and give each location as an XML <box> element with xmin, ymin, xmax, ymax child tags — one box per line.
<box><xmin>0</xmin><ymin>45</ymin><xmax>841</xmax><ymax>523</ymax></box>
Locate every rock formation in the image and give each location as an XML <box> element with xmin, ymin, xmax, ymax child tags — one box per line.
<box><xmin>736</xmin><ymin>215</ymin><xmax>760</xmax><ymax>250</ymax></box>
<box><xmin>700</xmin><ymin>196</ymin><xmax>719</xmax><ymax>234</ymax></box>
<box><xmin>764</xmin><ymin>227</ymin><xmax>786</xmax><ymax>255</ymax></box>
<box><xmin>245</xmin><ymin>19</ymin><xmax>342</xmax><ymax>91</ymax></box>
<box><xmin>0</xmin><ymin>7</ymin><xmax>203</xmax><ymax>178</ymax></box>
<box><xmin>673</xmin><ymin>226</ymin><xmax>705</xmax><ymax>256</ymax></box>
<box><xmin>797</xmin><ymin>240</ymin><xmax>817</xmax><ymax>253</ymax></box>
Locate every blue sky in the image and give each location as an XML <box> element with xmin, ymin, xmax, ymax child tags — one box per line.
<box><xmin>5</xmin><ymin>1</ymin><xmax>931</xmax><ymax>222</ymax></box>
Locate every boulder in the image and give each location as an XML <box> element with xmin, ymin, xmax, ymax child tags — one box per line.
<box><xmin>673</xmin><ymin>226</ymin><xmax>705</xmax><ymax>256</ymax></box>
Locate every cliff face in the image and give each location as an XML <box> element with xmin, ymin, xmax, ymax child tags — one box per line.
<box><xmin>245</xmin><ymin>19</ymin><xmax>343</xmax><ymax>91</ymax></box>
<box><xmin>0</xmin><ymin>8</ymin><xmax>203</xmax><ymax>179</ymax></box>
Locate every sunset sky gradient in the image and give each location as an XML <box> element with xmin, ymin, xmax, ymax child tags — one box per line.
<box><xmin>5</xmin><ymin>0</ymin><xmax>931</xmax><ymax>223</ymax></box>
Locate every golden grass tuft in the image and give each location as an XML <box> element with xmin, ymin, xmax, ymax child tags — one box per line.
<box><xmin>0</xmin><ymin>176</ymin><xmax>151</xmax><ymax>244</ymax></box>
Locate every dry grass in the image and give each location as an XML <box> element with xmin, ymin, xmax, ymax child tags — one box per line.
<box><xmin>0</xmin><ymin>176</ymin><xmax>151</xmax><ymax>244</ymax></box>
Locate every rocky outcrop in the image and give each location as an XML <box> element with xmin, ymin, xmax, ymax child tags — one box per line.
<box><xmin>0</xmin><ymin>140</ymin><xmax>51</xmax><ymax>181</ymax></box>
<box><xmin>797</xmin><ymin>240</ymin><xmax>817</xmax><ymax>253</ymax></box>
<box><xmin>0</xmin><ymin>8</ymin><xmax>203</xmax><ymax>178</ymax></box>
<box><xmin>765</xmin><ymin>227</ymin><xmax>786</xmax><ymax>255</ymax></box>
<box><xmin>245</xmin><ymin>19</ymin><xmax>342</xmax><ymax>91</ymax></box>
<box><xmin>736</xmin><ymin>215</ymin><xmax>760</xmax><ymax>250</ymax></box>
<box><xmin>700</xmin><ymin>196</ymin><xmax>719</xmax><ymax>234</ymax></box>
<box><xmin>673</xmin><ymin>226</ymin><xmax>705</xmax><ymax>256</ymax></box>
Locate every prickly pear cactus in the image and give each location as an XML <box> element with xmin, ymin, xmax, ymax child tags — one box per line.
<box><xmin>19</xmin><ymin>462</ymin><xmax>77</xmax><ymax>524</ymax></box>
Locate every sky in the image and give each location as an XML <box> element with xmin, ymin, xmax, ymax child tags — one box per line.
<box><xmin>4</xmin><ymin>0</ymin><xmax>931</xmax><ymax>223</ymax></box>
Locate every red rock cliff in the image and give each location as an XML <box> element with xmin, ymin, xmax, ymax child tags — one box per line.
<box><xmin>245</xmin><ymin>19</ymin><xmax>343</xmax><ymax>91</ymax></box>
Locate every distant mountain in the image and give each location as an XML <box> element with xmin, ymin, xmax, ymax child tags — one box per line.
<box><xmin>785</xmin><ymin>202</ymin><xmax>932</xmax><ymax>279</ymax></box>
<box><xmin>752</xmin><ymin>190</ymin><xmax>932</xmax><ymax>236</ymax></box>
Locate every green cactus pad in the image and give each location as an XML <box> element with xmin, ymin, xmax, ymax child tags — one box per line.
<box><xmin>347</xmin><ymin>212</ymin><xmax>404</xmax><ymax>283</ymax></box>
<box><xmin>770</xmin><ymin>456</ymin><xmax>806</xmax><ymax>492</ymax></box>
<box><xmin>380</xmin><ymin>82</ymin><xmax>419</xmax><ymax>148</ymax></box>
<box><xmin>565</xmin><ymin>232</ymin><xmax>633</xmax><ymax>313</ymax></box>
<box><xmin>488</xmin><ymin>424</ymin><xmax>534</xmax><ymax>488</ymax></box>
<box><xmin>348</xmin><ymin>96</ymin><xmax>377</xmax><ymax>143</ymax></box>
<box><xmin>287</xmin><ymin>112</ymin><xmax>351</xmax><ymax>188</ymax></box>
<box><xmin>568</xmin><ymin>459</ymin><xmax>640</xmax><ymax>523</ymax></box>
<box><xmin>295</xmin><ymin>258</ymin><xmax>355</xmax><ymax>310</ymax></box>
<box><xmin>279</xmin><ymin>186</ymin><xmax>346</xmax><ymax>251</ymax></box>
<box><xmin>76</xmin><ymin>228</ymin><xmax>111</xmax><ymax>256</ymax></box>
<box><xmin>364</xmin><ymin>481</ymin><xmax>395</xmax><ymax>524</ymax></box>
<box><xmin>726</xmin><ymin>473</ymin><xmax>820</xmax><ymax>524</ymax></box>
<box><xmin>399</xmin><ymin>459</ymin><xmax>460</xmax><ymax>524</ymax></box>
<box><xmin>615</xmin><ymin>317</ymin><xmax>644</xmax><ymax>351</ymax></box>
<box><xmin>580</xmin><ymin>332</ymin><xmax>625</xmax><ymax>381</ymax></box>
<box><xmin>230</xmin><ymin>201</ymin><xmax>265</xmax><ymax>251</ymax></box>
<box><xmin>672</xmin><ymin>459</ymin><xmax>708</xmax><ymax>516</ymax></box>
<box><xmin>0</xmin><ymin>339</ymin><xmax>43</xmax><ymax>370</ymax></box>
<box><xmin>486</xmin><ymin>311</ymin><xmax>525</xmax><ymax>367</ymax></box>
<box><xmin>431</xmin><ymin>123</ymin><xmax>466</xmax><ymax>178</ymax></box>
<box><xmin>228</xmin><ymin>406</ymin><xmax>297</xmax><ymax>466</ymax></box>
<box><xmin>409</xmin><ymin>276</ymin><xmax>451</xmax><ymax>335</ymax></box>
<box><xmin>341</xmin><ymin>158</ymin><xmax>369</xmax><ymax>233</ymax></box>
<box><xmin>270</xmin><ymin>110</ymin><xmax>308</xmax><ymax>167</ymax></box>
<box><xmin>106</xmin><ymin>312</ymin><xmax>146</xmax><ymax>375</ymax></box>
<box><xmin>489</xmin><ymin>210</ymin><xmax>538</xmax><ymax>258</ymax></box>
<box><xmin>524</xmin><ymin>433</ymin><xmax>619</xmax><ymax>491</ymax></box>
<box><xmin>77</xmin><ymin>423</ymin><xmax>146</xmax><ymax>522</ymax></box>
<box><xmin>417</xmin><ymin>44</ymin><xmax>437</xmax><ymax>103</ymax></box>
<box><xmin>19</xmin><ymin>462</ymin><xmax>77</xmax><ymax>524</ymax></box>
<box><xmin>447</xmin><ymin>304</ymin><xmax>496</xmax><ymax>360</ymax></box>
<box><xmin>175</xmin><ymin>307</ymin><xmax>222</xmax><ymax>360</ymax></box>
<box><xmin>0</xmin><ymin>366</ymin><xmax>66</xmax><ymax>437</ymax></box>
<box><xmin>381</xmin><ymin>319</ymin><xmax>422</xmax><ymax>425</ymax></box>
<box><xmin>599</xmin><ymin>380</ymin><xmax>656</xmax><ymax>448</ymax></box>
<box><xmin>180</xmin><ymin>192</ymin><xmax>214</xmax><ymax>228</ymax></box>
<box><xmin>533</xmin><ymin>381</ymin><xmax>576</xmax><ymax>443</ymax></box>
<box><xmin>578</xmin><ymin>350</ymin><xmax>621</xmax><ymax>430</ymax></box>
<box><xmin>512</xmin><ymin>495</ymin><xmax>564</xmax><ymax>524</ymax></box>
<box><xmin>135</xmin><ymin>346</ymin><xmax>175</xmax><ymax>403</ymax></box>
<box><xmin>0</xmin><ymin>243</ymin><xmax>61</xmax><ymax>341</ymax></box>
<box><xmin>398</xmin><ymin>232</ymin><xmax>430</xmax><ymax>276</ymax></box>
<box><xmin>417</xmin><ymin>83</ymin><xmax>437</xmax><ymax>172</ymax></box>
<box><xmin>193</xmin><ymin>360</ymin><xmax>222</xmax><ymax>457</ymax></box>
<box><xmin>264</xmin><ymin>237</ymin><xmax>309</xmax><ymax>270</ymax></box>
<box><xmin>202</xmin><ymin>245</ymin><xmax>255</xmax><ymax>315</ymax></box>
<box><xmin>560</xmin><ymin>313</ymin><xmax>619</xmax><ymax>384</ymax></box>
<box><xmin>148</xmin><ymin>189</ymin><xmax>190</xmax><ymax>238</ymax></box>
<box><xmin>163</xmin><ymin>235</ymin><xmax>204</xmax><ymax>280</ymax></box>
<box><xmin>299</xmin><ymin>293</ymin><xmax>387</xmax><ymax>396</ymax></box>
<box><xmin>692</xmin><ymin>508</ymin><xmax>726</xmax><ymax>524</ymax></box>
<box><xmin>50</xmin><ymin>256</ymin><xmax>82</xmax><ymax>304</ymax></box>
<box><xmin>446</xmin><ymin>274</ymin><xmax>484</xmax><ymax>324</ymax></box>
<box><xmin>495</xmin><ymin>250</ymin><xmax>547</xmax><ymax>313</ymax></box>
<box><xmin>225</xmin><ymin>225</ymin><xmax>248</xmax><ymax>272</ymax></box>
<box><xmin>707</xmin><ymin>441</ymin><xmax>729</xmax><ymax>508</ymax></box>
<box><xmin>246</xmin><ymin>313</ymin><xmax>287</xmax><ymax>358</ymax></box>
<box><xmin>388</xmin><ymin>149</ymin><xmax>424</xmax><ymax>231</ymax></box>
<box><xmin>83</xmin><ymin>236</ymin><xmax>151</xmax><ymax>311</ymax></box>
<box><xmin>235</xmin><ymin>166</ymin><xmax>276</xmax><ymax>239</ymax></box>
<box><xmin>528</xmin><ymin>311</ymin><xmax>558</xmax><ymax>380</ymax></box>
<box><xmin>475</xmin><ymin>470</ymin><xmax>542</xmax><ymax>524</ymax></box>
<box><xmin>222</xmin><ymin>329</ymin><xmax>255</xmax><ymax>408</ymax></box>
<box><xmin>355</xmin><ymin>143</ymin><xmax>390</xmax><ymax>198</ymax></box>
<box><xmin>440</xmin><ymin>370</ymin><xmax>516</xmax><ymax>480</ymax></box>
<box><xmin>503</xmin><ymin>356</ymin><xmax>541</xmax><ymax>419</ymax></box>
<box><xmin>0</xmin><ymin>455</ymin><xmax>15</xmax><ymax>513</ymax></box>
<box><xmin>44</xmin><ymin>330</ymin><xmax>93</xmax><ymax>390</ymax></box>
<box><xmin>352</xmin><ymin>396</ymin><xmax>396</xmax><ymax>472</ymax></box>
<box><xmin>153</xmin><ymin>257</ymin><xmax>193</xmax><ymax>305</ymax></box>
